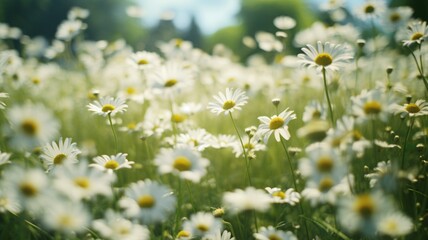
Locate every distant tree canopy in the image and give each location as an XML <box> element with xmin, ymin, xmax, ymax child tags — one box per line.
<box><xmin>0</xmin><ymin>0</ymin><xmax>147</xmax><ymax>48</ymax></box>
<box><xmin>205</xmin><ymin>0</ymin><xmax>315</xmax><ymax>59</ymax></box>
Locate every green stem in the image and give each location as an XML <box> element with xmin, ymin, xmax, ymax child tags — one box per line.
<box><xmin>409</xmin><ymin>47</ymin><xmax>428</xmax><ymax>91</ymax></box>
<box><xmin>107</xmin><ymin>113</ymin><xmax>118</xmax><ymax>153</ymax></box>
<box><xmin>222</xmin><ymin>220</ymin><xmax>237</xmax><ymax>240</ymax></box>
<box><xmin>322</xmin><ymin>68</ymin><xmax>335</xmax><ymax>127</ymax></box>
<box><xmin>280</xmin><ymin>138</ymin><xmax>310</xmax><ymax>240</ymax></box>
<box><xmin>401</xmin><ymin>117</ymin><xmax>415</xmax><ymax>169</ymax></box>
<box><xmin>229</xmin><ymin>111</ymin><xmax>252</xmax><ymax>186</ymax></box>
<box><xmin>174</xmin><ymin>179</ymin><xmax>183</xmax><ymax>235</ymax></box>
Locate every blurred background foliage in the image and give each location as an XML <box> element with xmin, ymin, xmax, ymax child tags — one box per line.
<box><xmin>0</xmin><ymin>0</ymin><xmax>426</xmax><ymax>58</ymax></box>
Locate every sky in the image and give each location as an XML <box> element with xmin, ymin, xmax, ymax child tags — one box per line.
<box><xmin>136</xmin><ymin>0</ymin><xmax>365</xmax><ymax>35</ymax></box>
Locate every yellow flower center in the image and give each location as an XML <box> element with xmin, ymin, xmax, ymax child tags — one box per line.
<box><xmin>383</xmin><ymin>219</ymin><xmax>398</xmax><ymax>232</ymax></box>
<box><xmin>269</xmin><ymin>117</ymin><xmax>284</xmax><ymax>130</ymax></box>
<box><xmin>74</xmin><ymin>177</ymin><xmax>90</xmax><ymax>189</ymax></box>
<box><xmin>272</xmin><ymin>191</ymin><xmax>286</xmax><ymax>199</ymax></box>
<box><xmin>268</xmin><ymin>234</ymin><xmax>282</xmax><ymax>240</ymax></box>
<box><xmin>411</xmin><ymin>32</ymin><xmax>423</xmax><ymax>41</ymax></box>
<box><xmin>243</xmin><ymin>143</ymin><xmax>254</xmax><ymax>150</ymax></box>
<box><xmin>127</xmin><ymin>122</ymin><xmax>136</xmax><ymax>130</ymax></box>
<box><xmin>20</xmin><ymin>182</ymin><xmax>38</xmax><ymax>197</ymax></box>
<box><xmin>118</xmin><ymin>227</ymin><xmax>130</xmax><ymax>235</ymax></box>
<box><xmin>171</xmin><ymin>114</ymin><xmax>186</xmax><ymax>123</ymax></box>
<box><xmin>364</xmin><ymin>4</ymin><xmax>375</xmax><ymax>14</ymax></box>
<box><xmin>312</xmin><ymin>110</ymin><xmax>322</xmax><ymax>119</ymax></box>
<box><xmin>177</xmin><ymin>230</ymin><xmax>191</xmax><ymax>238</ymax></box>
<box><xmin>137</xmin><ymin>59</ymin><xmax>149</xmax><ymax>65</ymax></box>
<box><xmin>164</xmin><ymin>79</ymin><xmax>177</xmax><ymax>87</ymax></box>
<box><xmin>126</xmin><ymin>87</ymin><xmax>136</xmax><ymax>95</ymax></box>
<box><xmin>363</xmin><ymin>101</ymin><xmax>382</xmax><ymax>115</ymax></box>
<box><xmin>137</xmin><ymin>195</ymin><xmax>155</xmax><ymax>208</ymax></box>
<box><xmin>318</xmin><ymin>177</ymin><xmax>334</xmax><ymax>192</ymax></box>
<box><xmin>102</xmin><ymin>104</ymin><xmax>115</xmax><ymax>113</ymax></box>
<box><xmin>104</xmin><ymin>160</ymin><xmax>119</xmax><ymax>170</ymax></box>
<box><xmin>222</xmin><ymin>100</ymin><xmax>236</xmax><ymax>110</ymax></box>
<box><xmin>53</xmin><ymin>153</ymin><xmax>67</xmax><ymax>164</ymax></box>
<box><xmin>173</xmin><ymin>156</ymin><xmax>192</xmax><ymax>171</ymax></box>
<box><xmin>352</xmin><ymin>130</ymin><xmax>363</xmax><ymax>141</ymax></box>
<box><xmin>314</xmin><ymin>53</ymin><xmax>333</xmax><ymax>67</ymax></box>
<box><xmin>21</xmin><ymin>119</ymin><xmax>39</xmax><ymax>136</ymax></box>
<box><xmin>196</xmin><ymin>224</ymin><xmax>209</xmax><ymax>232</ymax></box>
<box><xmin>317</xmin><ymin>156</ymin><xmax>334</xmax><ymax>173</ymax></box>
<box><xmin>354</xmin><ymin>194</ymin><xmax>376</xmax><ymax>218</ymax></box>
<box><xmin>175</xmin><ymin>38</ymin><xmax>183</xmax><ymax>47</ymax></box>
<box><xmin>58</xmin><ymin>215</ymin><xmax>73</xmax><ymax>227</ymax></box>
<box><xmin>389</xmin><ymin>13</ymin><xmax>401</xmax><ymax>22</ymax></box>
<box><xmin>405</xmin><ymin>103</ymin><xmax>420</xmax><ymax>113</ymax></box>
<box><xmin>32</xmin><ymin>77</ymin><xmax>41</xmax><ymax>85</ymax></box>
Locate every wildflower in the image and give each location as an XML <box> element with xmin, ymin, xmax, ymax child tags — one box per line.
<box><xmin>40</xmin><ymin>137</ymin><xmax>81</xmax><ymax>171</ymax></box>
<box><xmin>393</xmin><ymin>99</ymin><xmax>428</xmax><ymax>118</ymax></box>
<box><xmin>232</xmin><ymin>135</ymin><xmax>266</xmax><ymax>158</ymax></box>
<box><xmin>149</xmin><ymin>61</ymin><xmax>193</xmax><ymax>92</ymax></box>
<box><xmin>154</xmin><ymin>147</ymin><xmax>209</xmax><ymax>183</ymax></box>
<box><xmin>1</xmin><ymin>166</ymin><xmax>50</xmax><ymax>213</ymax></box>
<box><xmin>0</xmin><ymin>92</ymin><xmax>8</xmax><ymax>109</ymax></box>
<box><xmin>67</xmin><ymin>7</ymin><xmax>90</xmax><ymax>20</ymax></box>
<box><xmin>299</xmin><ymin>142</ymin><xmax>347</xmax><ymax>193</ymax></box>
<box><xmin>401</xmin><ymin>20</ymin><xmax>428</xmax><ymax>47</ymax></box>
<box><xmin>90</xmin><ymin>153</ymin><xmax>134</xmax><ymax>173</ymax></box>
<box><xmin>265</xmin><ymin>187</ymin><xmax>300</xmax><ymax>205</ymax></box>
<box><xmin>255</xmin><ymin>31</ymin><xmax>283</xmax><ymax>52</ymax></box>
<box><xmin>208</xmin><ymin>88</ymin><xmax>248</xmax><ymax>115</ymax></box>
<box><xmin>382</xmin><ymin>7</ymin><xmax>413</xmax><ymax>31</ymax></box>
<box><xmin>354</xmin><ymin>0</ymin><xmax>387</xmax><ymax>21</ymax></box>
<box><xmin>183</xmin><ymin>212</ymin><xmax>222</xmax><ymax>238</ymax></box>
<box><xmin>337</xmin><ymin>191</ymin><xmax>393</xmax><ymax>236</ymax></box>
<box><xmin>41</xmin><ymin>200</ymin><xmax>90</xmax><ymax>234</ymax></box>
<box><xmin>210</xmin><ymin>134</ymin><xmax>237</xmax><ymax>149</ymax></box>
<box><xmin>174</xmin><ymin>129</ymin><xmax>214</xmax><ymax>151</ymax></box>
<box><xmin>93</xmin><ymin>209</ymin><xmax>150</xmax><ymax>240</ymax></box>
<box><xmin>253</xmin><ymin>226</ymin><xmax>298</xmax><ymax>240</ymax></box>
<box><xmin>222</xmin><ymin>187</ymin><xmax>271</xmax><ymax>214</ymax></box>
<box><xmin>203</xmin><ymin>230</ymin><xmax>235</xmax><ymax>240</ymax></box>
<box><xmin>377</xmin><ymin>212</ymin><xmax>413</xmax><ymax>237</ymax></box>
<box><xmin>365</xmin><ymin>161</ymin><xmax>396</xmax><ymax>190</ymax></box>
<box><xmin>273</xmin><ymin>16</ymin><xmax>296</xmax><ymax>30</ymax></box>
<box><xmin>351</xmin><ymin>89</ymin><xmax>395</xmax><ymax>123</ymax></box>
<box><xmin>302</xmin><ymin>176</ymin><xmax>353</xmax><ymax>206</ymax></box>
<box><xmin>55</xmin><ymin>19</ymin><xmax>84</xmax><ymax>41</ymax></box>
<box><xmin>0</xmin><ymin>188</ymin><xmax>21</xmax><ymax>214</ymax></box>
<box><xmin>302</xmin><ymin>100</ymin><xmax>327</xmax><ymax>122</ymax></box>
<box><xmin>0</xmin><ymin>151</ymin><xmax>11</xmax><ymax>166</ymax></box>
<box><xmin>53</xmin><ymin>161</ymin><xmax>116</xmax><ymax>201</ymax></box>
<box><xmin>119</xmin><ymin>179</ymin><xmax>176</xmax><ymax>224</ymax></box>
<box><xmin>5</xmin><ymin>103</ymin><xmax>59</xmax><ymax>151</ymax></box>
<box><xmin>87</xmin><ymin>96</ymin><xmax>128</xmax><ymax>117</ymax></box>
<box><xmin>298</xmin><ymin>41</ymin><xmax>353</xmax><ymax>72</ymax></box>
<box><xmin>256</xmin><ymin>108</ymin><xmax>296</xmax><ymax>143</ymax></box>
<box><xmin>128</xmin><ymin>51</ymin><xmax>162</xmax><ymax>70</ymax></box>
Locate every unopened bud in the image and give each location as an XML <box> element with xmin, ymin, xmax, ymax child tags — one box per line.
<box><xmin>386</xmin><ymin>66</ymin><xmax>393</xmax><ymax>74</ymax></box>
<box><xmin>213</xmin><ymin>208</ymin><xmax>225</xmax><ymax>217</ymax></box>
<box><xmin>357</xmin><ymin>39</ymin><xmax>366</xmax><ymax>48</ymax></box>
<box><xmin>272</xmin><ymin>98</ymin><xmax>281</xmax><ymax>106</ymax></box>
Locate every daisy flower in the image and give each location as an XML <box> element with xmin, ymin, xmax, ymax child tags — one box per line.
<box><xmin>392</xmin><ymin>99</ymin><xmax>428</xmax><ymax>118</ymax></box>
<box><xmin>350</xmin><ymin>89</ymin><xmax>395</xmax><ymax>123</ymax></box>
<box><xmin>298</xmin><ymin>41</ymin><xmax>353</xmax><ymax>72</ymax></box>
<box><xmin>90</xmin><ymin>153</ymin><xmax>134</xmax><ymax>173</ymax></box>
<box><xmin>5</xmin><ymin>103</ymin><xmax>59</xmax><ymax>151</ymax></box>
<box><xmin>128</xmin><ymin>50</ymin><xmax>162</xmax><ymax>70</ymax></box>
<box><xmin>0</xmin><ymin>92</ymin><xmax>8</xmax><ymax>109</ymax></box>
<box><xmin>202</xmin><ymin>230</ymin><xmax>235</xmax><ymax>240</ymax></box>
<box><xmin>256</xmin><ymin>108</ymin><xmax>296</xmax><ymax>143</ymax></box>
<box><xmin>154</xmin><ymin>147</ymin><xmax>209</xmax><ymax>183</ymax></box>
<box><xmin>41</xmin><ymin>200</ymin><xmax>91</xmax><ymax>234</ymax></box>
<box><xmin>174</xmin><ymin>129</ymin><xmax>214</xmax><ymax>151</ymax></box>
<box><xmin>119</xmin><ymin>179</ymin><xmax>176</xmax><ymax>224</ymax></box>
<box><xmin>381</xmin><ymin>6</ymin><xmax>413</xmax><ymax>31</ymax></box>
<box><xmin>87</xmin><ymin>96</ymin><xmax>128</xmax><ymax>117</ymax></box>
<box><xmin>207</xmin><ymin>88</ymin><xmax>248</xmax><ymax>115</ymax></box>
<box><xmin>302</xmin><ymin>176</ymin><xmax>353</xmax><ymax>206</ymax></box>
<box><xmin>222</xmin><ymin>187</ymin><xmax>271</xmax><ymax>214</ymax></box>
<box><xmin>149</xmin><ymin>61</ymin><xmax>194</xmax><ymax>92</ymax></box>
<box><xmin>302</xmin><ymin>100</ymin><xmax>327</xmax><ymax>122</ymax></box>
<box><xmin>40</xmin><ymin>137</ymin><xmax>81</xmax><ymax>171</ymax></box>
<box><xmin>93</xmin><ymin>209</ymin><xmax>150</xmax><ymax>240</ymax></box>
<box><xmin>253</xmin><ymin>226</ymin><xmax>298</xmax><ymax>240</ymax></box>
<box><xmin>265</xmin><ymin>187</ymin><xmax>300</xmax><ymax>205</ymax></box>
<box><xmin>55</xmin><ymin>19</ymin><xmax>84</xmax><ymax>41</ymax></box>
<box><xmin>337</xmin><ymin>191</ymin><xmax>393</xmax><ymax>236</ymax></box>
<box><xmin>0</xmin><ymin>188</ymin><xmax>21</xmax><ymax>214</ymax></box>
<box><xmin>0</xmin><ymin>151</ymin><xmax>11</xmax><ymax>166</ymax></box>
<box><xmin>401</xmin><ymin>20</ymin><xmax>428</xmax><ymax>47</ymax></box>
<box><xmin>377</xmin><ymin>212</ymin><xmax>413</xmax><ymax>237</ymax></box>
<box><xmin>232</xmin><ymin>135</ymin><xmax>266</xmax><ymax>158</ymax></box>
<box><xmin>273</xmin><ymin>16</ymin><xmax>296</xmax><ymax>30</ymax></box>
<box><xmin>52</xmin><ymin>161</ymin><xmax>116</xmax><ymax>201</ymax></box>
<box><xmin>183</xmin><ymin>212</ymin><xmax>223</xmax><ymax>238</ymax></box>
<box><xmin>354</xmin><ymin>0</ymin><xmax>387</xmax><ymax>21</ymax></box>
